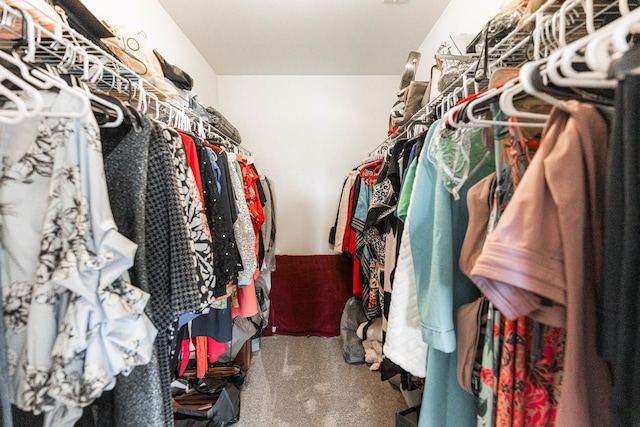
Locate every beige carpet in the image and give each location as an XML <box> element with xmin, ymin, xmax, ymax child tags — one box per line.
<box><xmin>237</xmin><ymin>335</ymin><xmax>407</xmax><ymax>427</ymax></box>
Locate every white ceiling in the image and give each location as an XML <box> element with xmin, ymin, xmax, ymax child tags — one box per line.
<box><xmin>156</xmin><ymin>0</ymin><xmax>451</xmax><ymax>76</ymax></box>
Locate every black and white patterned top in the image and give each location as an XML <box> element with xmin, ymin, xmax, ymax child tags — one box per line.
<box><xmin>169</xmin><ymin>131</ymin><xmax>215</xmax><ymax>306</ymax></box>
<box><xmin>0</xmin><ymin>92</ymin><xmax>156</xmax><ymax>425</ymax></box>
<box><xmin>144</xmin><ymin>122</ymin><xmax>203</xmax><ymax>426</ymax></box>
<box><xmin>145</xmin><ymin>123</ymin><xmax>202</xmax><ymax>332</ymax></box>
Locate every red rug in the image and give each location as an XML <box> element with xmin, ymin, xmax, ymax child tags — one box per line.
<box><xmin>264</xmin><ymin>255</ymin><xmax>353</xmax><ymax>337</ymax></box>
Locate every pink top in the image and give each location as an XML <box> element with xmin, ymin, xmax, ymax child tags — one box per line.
<box><xmin>471</xmin><ymin>101</ymin><xmax>611</xmax><ymax>427</ymax></box>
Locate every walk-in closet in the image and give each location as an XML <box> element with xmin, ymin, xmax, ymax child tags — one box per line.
<box><xmin>0</xmin><ymin>0</ymin><xmax>637</xmax><ymax>426</ymax></box>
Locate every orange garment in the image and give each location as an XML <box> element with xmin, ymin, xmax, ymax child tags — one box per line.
<box><xmin>195</xmin><ymin>336</ymin><xmax>208</xmax><ymax>378</ymax></box>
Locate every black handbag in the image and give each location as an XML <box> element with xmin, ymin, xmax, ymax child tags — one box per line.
<box><xmin>154</xmin><ymin>50</ymin><xmax>194</xmax><ymax>91</ymax></box>
<box><xmin>173</xmin><ymin>380</ymin><xmax>241</xmax><ymax>427</ymax></box>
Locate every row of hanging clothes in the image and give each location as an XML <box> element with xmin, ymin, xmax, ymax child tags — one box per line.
<box><xmin>0</xmin><ymin>1</ymin><xmax>276</xmax><ymax>426</ymax></box>
<box><xmin>332</xmin><ymin>1</ymin><xmax>640</xmax><ymax>426</ymax></box>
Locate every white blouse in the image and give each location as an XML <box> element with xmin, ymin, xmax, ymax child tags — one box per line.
<box><xmin>0</xmin><ymin>92</ymin><xmax>157</xmax><ymax>426</ymax></box>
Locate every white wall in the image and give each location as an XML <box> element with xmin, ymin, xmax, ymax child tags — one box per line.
<box><xmin>415</xmin><ymin>0</ymin><xmax>507</xmax><ymax>81</ymax></box>
<box><xmin>218</xmin><ymin>75</ymin><xmax>399</xmax><ymax>255</ymax></box>
<box><xmin>81</xmin><ymin>0</ymin><xmax>219</xmax><ymax>107</ymax></box>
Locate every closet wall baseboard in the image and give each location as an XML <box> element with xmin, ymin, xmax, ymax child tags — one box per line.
<box><xmin>265</xmin><ymin>255</ymin><xmax>353</xmax><ymax>337</ymax></box>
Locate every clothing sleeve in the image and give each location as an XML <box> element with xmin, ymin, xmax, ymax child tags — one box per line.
<box><xmin>470</xmin><ymin>110</ymin><xmax>570</xmax><ymax>328</ymax></box>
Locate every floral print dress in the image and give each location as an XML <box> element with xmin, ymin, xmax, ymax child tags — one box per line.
<box><xmin>476</xmin><ymin>108</ymin><xmax>566</xmax><ymax>427</ymax></box>
<box><xmin>0</xmin><ymin>92</ymin><xmax>156</xmax><ymax>426</ymax></box>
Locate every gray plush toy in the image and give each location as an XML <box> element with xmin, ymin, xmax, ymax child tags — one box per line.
<box><xmin>340</xmin><ymin>297</ymin><xmax>367</xmax><ymax>364</ymax></box>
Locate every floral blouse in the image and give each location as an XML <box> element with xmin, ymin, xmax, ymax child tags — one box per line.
<box><xmin>0</xmin><ymin>92</ymin><xmax>156</xmax><ymax>425</ymax></box>
<box><xmin>476</xmin><ymin>106</ymin><xmax>565</xmax><ymax>427</ymax></box>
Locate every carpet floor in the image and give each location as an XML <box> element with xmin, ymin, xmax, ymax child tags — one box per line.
<box><xmin>237</xmin><ymin>335</ymin><xmax>407</xmax><ymax>427</ymax></box>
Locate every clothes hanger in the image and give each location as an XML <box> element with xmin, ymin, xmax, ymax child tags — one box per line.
<box><xmin>0</xmin><ymin>15</ymin><xmax>42</xmax><ymax>121</ymax></box>
<box><xmin>0</xmin><ymin>65</ymin><xmax>33</xmax><ymax>123</ymax></box>
<box><xmin>77</xmin><ymin>56</ymin><xmax>124</xmax><ymax>127</ymax></box>
<box><xmin>465</xmin><ymin>84</ymin><xmax>510</xmax><ymax>128</ymax></box>
<box><xmin>445</xmin><ymin>86</ymin><xmax>492</xmax><ymax>129</ymax></box>
<box><xmin>197</xmin><ymin>118</ymin><xmax>207</xmax><ymax>140</ymax></box>
<box><xmin>0</xmin><ymin>50</ymin><xmax>91</xmax><ymax>119</ymax></box>
<box><xmin>550</xmin><ymin>5</ymin><xmax>640</xmax><ymax>87</ymax></box>
<box><xmin>547</xmin><ymin>36</ymin><xmax>617</xmax><ymax>89</ymax></box>
<box><xmin>147</xmin><ymin>92</ymin><xmax>160</xmax><ymax>120</ymax></box>
<box><xmin>540</xmin><ymin>14</ymin><xmax>558</xmax><ymax>52</ymax></box>
<box><xmin>135</xmin><ymin>81</ymin><xmax>147</xmax><ymax>113</ymax></box>
<box><xmin>518</xmin><ymin>61</ymin><xmax>571</xmax><ymax>112</ymax></box>
<box><xmin>584</xmin><ymin>28</ymin><xmax>619</xmax><ymax>73</ymax></box>
<box><xmin>180</xmin><ymin>110</ymin><xmax>190</xmax><ymax>132</ymax></box>
<box><xmin>618</xmin><ymin>0</ymin><xmax>636</xmax><ymax>16</ymax></box>
<box><xmin>585</xmin><ymin>0</ymin><xmax>596</xmax><ymax>35</ymax></box>
<box><xmin>359</xmin><ymin>161</ymin><xmax>382</xmax><ymax>180</ymax></box>
<box><xmin>466</xmin><ymin>78</ymin><xmax>546</xmax><ymax>128</ymax></box>
<box><xmin>498</xmin><ymin>78</ymin><xmax>550</xmax><ymax>122</ymax></box>
<box><xmin>612</xmin><ymin>9</ymin><xmax>640</xmax><ymax>53</ymax></box>
<box><xmin>359</xmin><ymin>158</ymin><xmax>382</xmax><ymax>170</ymax></box>
<box><xmin>17</xmin><ymin>11</ymin><xmax>126</xmax><ymax>129</ymax></box>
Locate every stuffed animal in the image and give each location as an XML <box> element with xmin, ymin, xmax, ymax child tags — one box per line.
<box><xmin>340</xmin><ymin>297</ymin><xmax>367</xmax><ymax>364</ymax></box>
<box><xmin>356</xmin><ymin>317</ymin><xmax>384</xmax><ymax>370</ymax></box>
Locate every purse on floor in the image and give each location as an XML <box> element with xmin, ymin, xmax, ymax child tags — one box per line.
<box><xmin>182</xmin><ymin>362</ymin><xmax>246</xmax><ymax>387</ymax></box>
<box><xmin>173</xmin><ymin>380</ymin><xmax>240</xmax><ymax>426</ymax></box>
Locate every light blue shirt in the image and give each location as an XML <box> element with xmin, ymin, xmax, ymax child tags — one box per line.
<box><xmin>406</xmin><ymin>120</ymin><xmax>493</xmax><ymax>427</ymax></box>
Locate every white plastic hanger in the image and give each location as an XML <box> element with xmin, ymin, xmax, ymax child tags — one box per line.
<box><xmin>620</xmin><ymin>0</ymin><xmax>632</xmax><ymax>16</ymax></box>
<box><xmin>562</xmin><ymin>5</ymin><xmax>640</xmax><ymax>84</ymax></box>
<box><xmin>446</xmin><ymin>87</ymin><xmax>477</xmax><ymax>129</ymax></box>
<box><xmin>518</xmin><ymin>60</ymin><xmax>570</xmax><ymax>112</ymax></box>
<box><xmin>0</xmin><ymin>50</ymin><xmax>91</xmax><ymax>118</ymax></box>
<box><xmin>498</xmin><ymin>79</ymin><xmax>550</xmax><ymax>122</ymax></box>
<box><xmin>558</xmin><ymin>0</ymin><xmax>582</xmax><ymax>47</ymax></box>
<box><xmin>544</xmin><ymin>8</ymin><xmax>640</xmax><ymax>89</ymax></box>
<box><xmin>612</xmin><ymin>11</ymin><xmax>640</xmax><ymax>53</ymax></box>
<box><xmin>584</xmin><ymin>27</ymin><xmax>619</xmax><ymax>73</ymax></box>
<box><xmin>147</xmin><ymin>92</ymin><xmax>160</xmax><ymax>120</ymax></box>
<box><xmin>466</xmin><ymin>77</ymin><xmax>546</xmax><ymax>127</ymax></box>
<box><xmin>135</xmin><ymin>82</ymin><xmax>147</xmax><ymax>113</ymax></box>
<box><xmin>74</xmin><ymin>53</ymin><xmax>124</xmax><ymax>127</ymax></box>
<box><xmin>0</xmin><ymin>65</ymin><xmax>32</xmax><ymax>123</ymax></box>
<box><xmin>585</xmin><ymin>0</ymin><xmax>596</xmax><ymax>35</ymax></box>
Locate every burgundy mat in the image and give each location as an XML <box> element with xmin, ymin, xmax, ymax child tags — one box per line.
<box><xmin>264</xmin><ymin>255</ymin><xmax>353</xmax><ymax>337</ymax></box>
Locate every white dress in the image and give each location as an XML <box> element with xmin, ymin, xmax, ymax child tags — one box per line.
<box><xmin>0</xmin><ymin>92</ymin><xmax>157</xmax><ymax>426</ymax></box>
